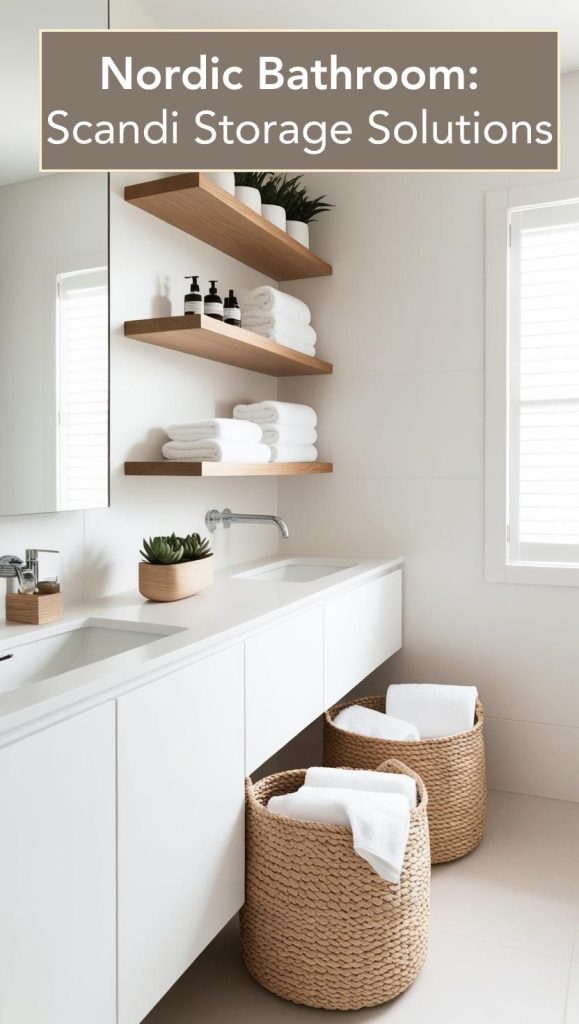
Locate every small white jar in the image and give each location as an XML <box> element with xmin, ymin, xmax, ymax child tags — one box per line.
<box><xmin>234</xmin><ymin>185</ymin><xmax>262</xmax><ymax>214</ymax></box>
<box><xmin>261</xmin><ymin>204</ymin><xmax>286</xmax><ymax>231</ymax></box>
<box><xmin>205</xmin><ymin>171</ymin><xmax>235</xmax><ymax>196</ymax></box>
<box><xmin>286</xmin><ymin>220</ymin><xmax>310</xmax><ymax>248</ymax></box>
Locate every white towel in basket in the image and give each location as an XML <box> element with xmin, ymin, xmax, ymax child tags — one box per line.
<box><xmin>267</xmin><ymin>787</ymin><xmax>410</xmax><ymax>883</ymax></box>
<box><xmin>333</xmin><ymin>704</ymin><xmax>419</xmax><ymax>741</ymax></box>
<box><xmin>386</xmin><ymin>683</ymin><xmax>478</xmax><ymax>739</ymax></box>
<box><xmin>305</xmin><ymin>766</ymin><xmax>417</xmax><ymax>810</ymax></box>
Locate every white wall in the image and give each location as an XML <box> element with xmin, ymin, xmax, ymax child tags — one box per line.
<box><xmin>274</xmin><ymin>73</ymin><xmax>579</xmax><ymax>801</ymax></box>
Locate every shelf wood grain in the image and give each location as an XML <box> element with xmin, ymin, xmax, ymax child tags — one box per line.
<box><xmin>124</xmin><ymin>314</ymin><xmax>332</xmax><ymax>377</ymax></box>
<box><xmin>124</xmin><ymin>461</ymin><xmax>333</xmax><ymax>477</ymax></box>
<box><xmin>124</xmin><ymin>173</ymin><xmax>332</xmax><ymax>281</ymax></box>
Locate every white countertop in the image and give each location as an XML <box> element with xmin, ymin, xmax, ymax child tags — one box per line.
<box><xmin>0</xmin><ymin>555</ymin><xmax>403</xmax><ymax>743</ymax></box>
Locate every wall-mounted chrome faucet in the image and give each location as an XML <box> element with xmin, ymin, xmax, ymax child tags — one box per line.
<box><xmin>0</xmin><ymin>548</ymin><xmax>59</xmax><ymax>588</ymax></box>
<box><xmin>206</xmin><ymin>509</ymin><xmax>289</xmax><ymax>540</ymax></box>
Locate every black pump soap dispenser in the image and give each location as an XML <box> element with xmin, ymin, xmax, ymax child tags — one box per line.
<box><xmin>204</xmin><ymin>280</ymin><xmax>224</xmax><ymax>321</ymax></box>
<box><xmin>184</xmin><ymin>275</ymin><xmax>202</xmax><ymax>315</ymax></box>
<box><xmin>223</xmin><ymin>289</ymin><xmax>241</xmax><ymax>326</ymax></box>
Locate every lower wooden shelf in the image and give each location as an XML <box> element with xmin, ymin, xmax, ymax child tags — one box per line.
<box><xmin>124</xmin><ymin>461</ymin><xmax>333</xmax><ymax>477</ymax></box>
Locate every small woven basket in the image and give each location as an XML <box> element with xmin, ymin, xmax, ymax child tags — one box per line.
<box><xmin>324</xmin><ymin>695</ymin><xmax>486</xmax><ymax>865</ymax></box>
<box><xmin>240</xmin><ymin>758</ymin><xmax>430</xmax><ymax>1011</ymax></box>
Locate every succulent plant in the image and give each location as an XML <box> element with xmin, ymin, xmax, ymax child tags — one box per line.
<box><xmin>180</xmin><ymin>532</ymin><xmax>212</xmax><ymax>561</ymax></box>
<box><xmin>140</xmin><ymin>532</ymin><xmax>212</xmax><ymax>565</ymax></box>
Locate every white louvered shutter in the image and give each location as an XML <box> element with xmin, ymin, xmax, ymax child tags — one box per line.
<box><xmin>509</xmin><ymin>201</ymin><xmax>579</xmax><ymax>564</ymax></box>
<box><xmin>56</xmin><ymin>267</ymin><xmax>109</xmax><ymax>510</ymax></box>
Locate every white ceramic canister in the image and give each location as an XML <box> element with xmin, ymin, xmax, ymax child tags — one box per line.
<box><xmin>234</xmin><ymin>185</ymin><xmax>262</xmax><ymax>214</ymax></box>
<box><xmin>205</xmin><ymin>171</ymin><xmax>235</xmax><ymax>195</ymax></box>
<box><xmin>261</xmin><ymin>204</ymin><xmax>287</xmax><ymax>231</ymax></box>
<box><xmin>286</xmin><ymin>220</ymin><xmax>310</xmax><ymax>248</ymax></box>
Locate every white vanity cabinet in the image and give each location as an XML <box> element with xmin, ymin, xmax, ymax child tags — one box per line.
<box><xmin>0</xmin><ymin>703</ymin><xmax>116</xmax><ymax>1024</ymax></box>
<box><xmin>323</xmin><ymin>570</ymin><xmax>403</xmax><ymax>708</ymax></box>
<box><xmin>245</xmin><ymin>607</ymin><xmax>324</xmax><ymax>773</ymax></box>
<box><xmin>116</xmin><ymin>645</ymin><xmax>245</xmax><ymax>1024</ymax></box>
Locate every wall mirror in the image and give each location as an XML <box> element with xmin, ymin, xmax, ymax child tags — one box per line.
<box><xmin>0</xmin><ymin>1</ymin><xmax>109</xmax><ymax>515</ymax></box>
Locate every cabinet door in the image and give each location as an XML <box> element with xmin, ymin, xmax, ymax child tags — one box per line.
<box><xmin>245</xmin><ymin>607</ymin><xmax>324</xmax><ymax>774</ymax></box>
<box><xmin>0</xmin><ymin>704</ymin><xmax>116</xmax><ymax>1024</ymax></box>
<box><xmin>324</xmin><ymin>571</ymin><xmax>402</xmax><ymax>708</ymax></box>
<box><xmin>117</xmin><ymin>645</ymin><xmax>245</xmax><ymax>1024</ymax></box>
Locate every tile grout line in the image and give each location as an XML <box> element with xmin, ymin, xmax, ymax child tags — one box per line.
<box><xmin>432</xmin><ymin>924</ymin><xmax>576</xmax><ymax>967</ymax></box>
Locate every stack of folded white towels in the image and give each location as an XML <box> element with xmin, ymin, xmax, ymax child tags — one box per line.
<box><xmin>233</xmin><ymin>400</ymin><xmax>318</xmax><ymax>463</ymax></box>
<box><xmin>334</xmin><ymin>684</ymin><xmax>478</xmax><ymax>741</ymax></box>
<box><xmin>239</xmin><ymin>286</ymin><xmax>317</xmax><ymax>357</ymax></box>
<box><xmin>161</xmin><ymin>418</ymin><xmax>270</xmax><ymax>463</ymax></box>
<box><xmin>268</xmin><ymin>766</ymin><xmax>416</xmax><ymax>883</ymax></box>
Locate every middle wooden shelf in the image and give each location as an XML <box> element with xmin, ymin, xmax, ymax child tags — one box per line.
<box><xmin>124</xmin><ymin>314</ymin><xmax>333</xmax><ymax>378</ymax></box>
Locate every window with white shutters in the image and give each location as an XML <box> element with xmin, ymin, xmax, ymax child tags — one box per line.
<box><xmin>508</xmin><ymin>201</ymin><xmax>579</xmax><ymax>566</ymax></box>
<box><xmin>56</xmin><ymin>267</ymin><xmax>109</xmax><ymax>511</ymax></box>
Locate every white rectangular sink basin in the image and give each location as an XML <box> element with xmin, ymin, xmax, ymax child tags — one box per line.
<box><xmin>0</xmin><ymin>618</ymin><xmax>181</xmax><ymax>694</ymax></box>
<box><xmin>234</xmin><ymin>559</ymin><xmax>356</xmax><ymax>583</ymax></box>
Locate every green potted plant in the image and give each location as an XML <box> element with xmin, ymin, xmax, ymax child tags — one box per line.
<box><xmin>234</xmin><ymin>171</ymin><xmax>270</xmax><ymax>214</ymax></box>
<box><xmin>282</xmin><ymin>177</ymin><xmax>333</xmax><ymax>248</ymax></box>
<box><xmin>138</xmin><ymin>532</ymin><xmax>213</xmax><ymax>602</ymax></box>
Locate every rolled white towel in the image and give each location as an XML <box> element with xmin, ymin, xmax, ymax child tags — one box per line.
<box><xmin>386</xmin><ymin>683</ymin><xmax>478</xmax><ymax>739</ymax></box>
<box><xmin>268</xmin><ymin>787</ymin><xmax>410</xmax><ymax>884</ymax></box>
<box><xmin>262</xmin><ymin>426</ymin><xmax>318</xmax><ymax>445</ymax></box>
<box><xmin>234</xmin><ymin>401</ymin><xmax>317</xmax><ymax>428</ymax></box>
<box><xmin>333</xmin><ymin>705</ymin><xmax>419</xmax><ymax>742</ymax></box>
<box><xmin>305</xmin><ymin>766</ymin><xmax>417</xmax><ymax>810</ymax></box>
<box><xmin>161</xmin><ymin>440</ymin><xmax>270</xmax><ymax>463</ymax></box>
<box><xmin>241</xmin><ymin>285</ymin><xmax>311</xmax><ymax>324</ymax></box>
<box><xmin>241</xmin><ymin>315</ymin><xmax>317</xmax><ymax>349</ymax></box>
<box><xmin>268</xmin><ymin>444</ymin><xmax>318</xmax><ymax>464</ymax></box>
<box><xmin>167</xmin><ymin>419</ymin><xmax>262</xmax><ymax>443</ymax></box>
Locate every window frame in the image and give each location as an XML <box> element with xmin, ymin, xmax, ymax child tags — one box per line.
<box><xmin>485</xmin><ymin>178</ymin><xmax>579</xmax><ymax>587</ymax></box>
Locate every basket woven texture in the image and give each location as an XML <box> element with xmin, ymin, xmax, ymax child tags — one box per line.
<box><xmin>324</xmin><ymin>695</ymin><xmax>486</xmax><ymax>865</ymax></box>
<box><xmin>240</xmin><ymin>759</ymin><xmax>430</xmax><ymax>1010</ymax></box>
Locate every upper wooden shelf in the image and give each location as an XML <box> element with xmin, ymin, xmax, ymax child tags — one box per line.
<box><xmin>125</xmin><ymin>461</ymin><xmax>333</xmax><ymax>477</ymax></box>
<box><xmin>124</xmin><ymin>173</ymin><xmax>333</xmax><ymax>281</ymax></box>
<box><xmin>124</xmin><ymin>314</ymin><xmax>332</xmax><ymax>377</ymax></box>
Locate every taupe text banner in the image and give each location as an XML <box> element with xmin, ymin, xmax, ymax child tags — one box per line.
<box><xmin>41</xmin><ymin>30</ymin><xmax>558</xmax><ymax>171</ymax></box>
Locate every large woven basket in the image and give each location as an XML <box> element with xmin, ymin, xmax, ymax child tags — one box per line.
<box><xmin>324</xmin><ymin>695</ymin><xmax>486</xmax><ymax>865</ymax></box>
<box><xmin>240</xmin><ymin>759</ymin><xmax>430</xmax><ymax>1011</ymax></box>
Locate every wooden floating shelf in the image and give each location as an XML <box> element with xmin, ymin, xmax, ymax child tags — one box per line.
<box><xmin>124</xmin><ymin>461</ymin><xmax>333</xmax><ymax>477</ymax></box>
<box><xmin>124</xmin><ymin>173</ymin><xmax>332</xmax><ymax>281</ymax></box>
<box><xmin>124</xmin><ymin>314</ymin><xmax>332</xmax><ymax>378</ymax></box>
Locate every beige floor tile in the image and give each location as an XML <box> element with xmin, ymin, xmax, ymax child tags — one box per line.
<box><xmin>430</xmin><ymin>791</ymin><xmax>579</xmax><ymax>959</ymax></box>
<box><xmin>566</xmin><ymin>962</ymin><xmax>579</xmax><ymax>1022</ymax></box>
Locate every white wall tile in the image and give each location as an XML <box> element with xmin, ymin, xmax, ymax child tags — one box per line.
<box><xmin>485</xmin><ymin>717</ymin><xmax>579</xmax><ymax>802</ymax></box>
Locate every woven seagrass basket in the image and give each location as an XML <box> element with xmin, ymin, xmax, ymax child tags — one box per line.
<box><xmin>240</xmin><ymin>758</ymin><xmax>430</xmax><ymax>1011</ymax></box>
<box><xmin>324</xmin><ymin>695</ymin><xmax>486</xmax><ymax>865</ymax></box>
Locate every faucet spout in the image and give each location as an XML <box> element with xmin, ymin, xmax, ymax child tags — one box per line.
<box><xmin>206</xmin><ymin>508</ymin><xmax>289</xmax><ymax>540</ymax></box>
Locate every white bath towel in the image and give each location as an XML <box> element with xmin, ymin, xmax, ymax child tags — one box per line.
<box><xmin>161</xmin><ymin>440</ymin><xmax>270</xmax><ymax>463</ymax></box>
<box><xmin>268</xmin><ymin>444</ymin><xmax>318</xmax><ymax>464</ymax></box>
<box><xmin>241</xmin><ymin>285</ymin><xmax>311</xmax><ymax>324</ymax></box>
<box><xmin>305</xmin><ymin>766</ymin><xmax>417</xmax><ymax>810</ymax></box>
<box><xmin>262</xmin><ymin>426</ymin><xmax>318</xmax><ymax>445</ymax></box>
<box><xmin>386</xmin><ymin>683</ymin><xmax>478</xmax><ymax>739</ymax></box>
<box><xmin>241</xmin><ymin>315</ymin><xmax>317</xmax><ymax>349</ymax></box>
<box><xmin>233</xmin><ymin>401</ymin><xmax>317</xmax><ymax>428</ymax></box>
<box><xmin>333</xmin><ymin>705</ymin><xmax>420</xmax><ymax>742</ymax></box>
<box><xmin>267</xmin><ymin>787</ymin><xmax>410</xmax><ymax>884</ymax></box>
<box><xmin>167</xmin><ymin>419</ymin><xmax>262</xmax><ymax>443</ymax></box>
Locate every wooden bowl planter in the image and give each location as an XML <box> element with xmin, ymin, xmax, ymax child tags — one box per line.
<box><xmin>138</xmin><ymin>556</ymin><xmax>213</xmax><ymax>602</ymax></box>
